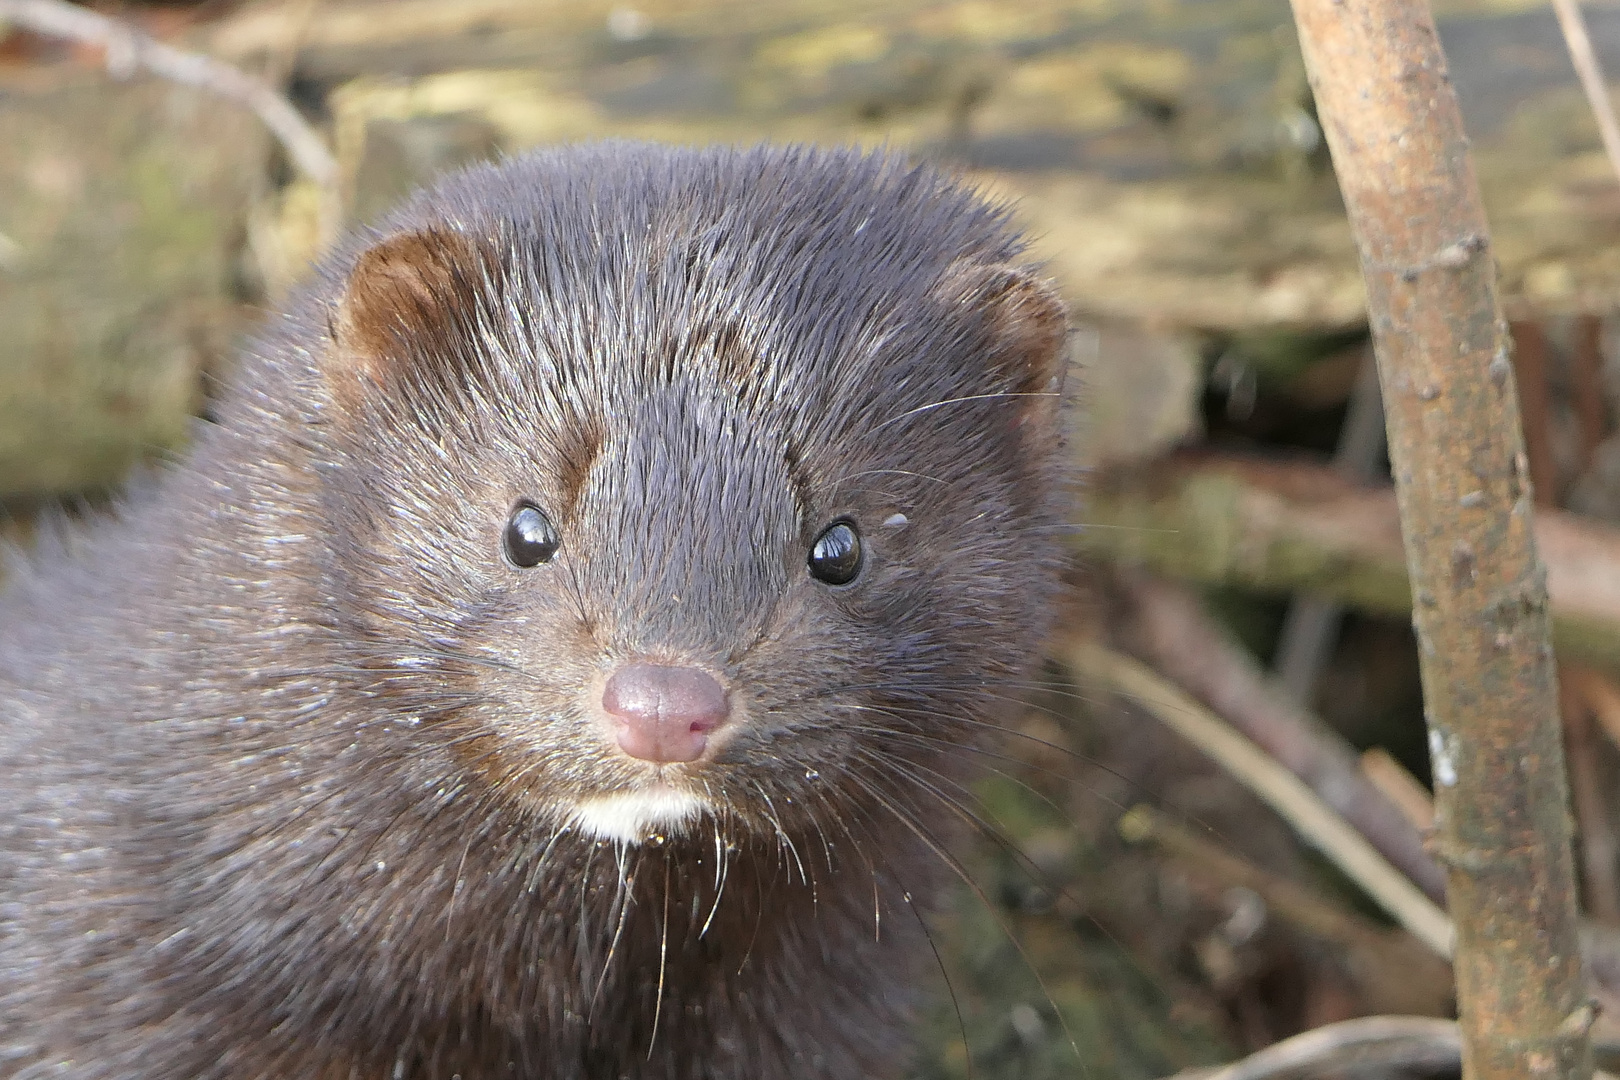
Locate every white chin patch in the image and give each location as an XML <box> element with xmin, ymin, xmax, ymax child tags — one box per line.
<box><xmin>570</xmin><ymin>788</ymin><xmax>710</xmax><ymax>845</ymax></box>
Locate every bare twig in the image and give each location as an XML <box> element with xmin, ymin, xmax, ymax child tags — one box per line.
<box><xmin>1163</xmin><ymin>1016</ymin><xmax>1462</xmax><ymax>1080</ymax></box>
<box><xmin>1511</xmin><ymin>321</ymin><xmax>1559</xmax><ymax>506</ymax></box>
<box><xmin>1551</xmin><ymin>0</ymin><xmax>1620</xmax><ymax>189</ymax></box>
<box><xmin>0</xmin><ymin>0</ymin><xmax>337</xmax><ymax>191</ymax></box>
<box><xmin>1562</xmin><ymin>673</ymin><xmax>1620</xmax><ymax>923</ymax></box>
<box><xmin>1065</xmin><ymin>638</ymin><xmax>1455</xmax><ymax>958</ymax></box>
<box><xmin>1360</xmin><ymin>748</ymin><xmax>1435</xmax><ymax>831</ymax></box>
<box><xmin>1170</xmin><ymin>1018</ymin><xmax>1620</xmax><ymax>1080</ymax></box>
<box><xmin>1117</xmin><ymin>572</ymin><xmax>1448</xmax><ymax>902</ymax></box>
<box><xmin>1290</xmin><ymin>0</ymin><xmax>1590</xmax><ymax>1076</ymax></box>
<box><xmin>1274</xmin><ymin>342</ymin><xmax>1386</xmax><ymax>703</ymax></box>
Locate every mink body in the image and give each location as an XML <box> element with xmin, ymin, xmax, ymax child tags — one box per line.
<box><xmin>0</xmin><ymin>143</ymin><xmax>1068</xmax><ymax>1079</ymax></box>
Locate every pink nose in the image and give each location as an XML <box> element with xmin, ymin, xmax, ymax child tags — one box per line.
<box><xmin>602</xmin><ymin>663</ymin><xmax>728</xmax><ymax>763</ymax></box>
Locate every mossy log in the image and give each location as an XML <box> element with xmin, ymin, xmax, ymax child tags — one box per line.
<box><xmin>1075</xmin><ymin>452</ymin><xmax>1620</xmax><ymax>668</ymax></box>
<box><xmin>210</xmin><ymin>0</ymin><xmax>1620</xmax><ymax>326</ymax></box>
<box><xmin>0</xmin><ymin>69</ymin><xmax>261</xmax><ymax>500</ymax></box>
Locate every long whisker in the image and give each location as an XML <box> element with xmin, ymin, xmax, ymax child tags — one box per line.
<box><xmin>871</xmin><ymin>390</ymin><xmax>1060</xmax><ymax>433</ymax></box>
<box><xmin>647</xmin><ymin>851</ymin><xmax>672</xmax><ymax>1060</ymax></box>
<box><xmin>735</xmin><ymin>825</ymin><xmax>779</xmax><ymax>977</ymax></box>
<box><xmin>698</xmin><ymin>820</ymin><xmax>733</xmax><ymax>940</ymax></box>
<box><xmin>855</xmin><ymin>748</ymin><xmax>1077</xmax><ymax>914</ymax></box>
<box><xmin>832</xmin><ymin>708</ymin><xmax>1117</xmax><ymax>815</ymax></box>
<box><xmin>587</xmin><ymin>843</ymin><xmax>635</xmax><ymax>1023</ymax></box>
<box><xmin>753</xmin><ymin>784</ymin><xmax>808</xmax><ymax>888</ymax></box>
<box><xmin>840</xmin><ymin>766</ymin><xmax>1086</xmax><ymax>1070</ymax></box>
<box><xmin>830</xmin><ymin>786</ymin><xmax>977</xmax><ymax>1080</ymax></box>
<box><xmin>901</xmin><ymin>880</ymin><xmax>977</xmax><ymax>1080</ymax></box>
<box><xmin>854</xmin><ymin>736</ymin><xmax>1190</xmax><ymax>1062</ymax></box>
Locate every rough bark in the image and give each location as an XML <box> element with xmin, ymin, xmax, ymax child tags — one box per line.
<box><xmin>1288</xmin><ymin>1</ymin><xmax>1590</xmax><ymax>1078</ymax></box>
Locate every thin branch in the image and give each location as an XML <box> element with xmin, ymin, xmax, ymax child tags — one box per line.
<box><xmin>1562</xmin><ymin>672</ymin><xmax>1620</xmax><ymax>923</ymax></box>
<box><xmin>1168</xmin><ymin>1016</ymin><xmax>1619</xmax><ymax>1080</ymax></box>
<box><xmin>1360</xmin><ymin>748</ymin><xmax>1435</xmax><ymax>831</ymax></box>
<box><xmin>1076</xmin><ymin>450</ymin><xmax>1620</xmax><ymax>667</ymax></box>
<box><xmin>1163</xmin><ymin>1016</ymin><xmax>1463</xmax><ymax>1080</ymax></box>
<box><xmin>0</xmin><ymin>0</ymin><xmax>337</xmax><ymax>190</ymax></box>
<box><xmin>1551</xmin><ymin>0</ymin><xmax>1620</xmax><ymax>189</ymax></box>
<box><xmin>1064</xmin><ymin>638</ymin><xmax>1455</xmax><ymax>958</ymax></box>
<box><xmin>1274</xmin><ymin>341</ymin><xmax>1386</xmax><ymax>704</ymax></box>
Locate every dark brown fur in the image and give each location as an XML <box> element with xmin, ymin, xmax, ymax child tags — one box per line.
<box><xmin>0</xmin><ymin>143</ymin><xmax>1068</xmax><ymax>1079</ymax></box>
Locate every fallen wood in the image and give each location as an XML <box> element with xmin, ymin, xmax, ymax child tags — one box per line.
<box><xmin>1119</xmin><ymin>804</ymin><xmax>1455</xmax><ymax>1018</ymax></box>
<box><xmin>0</xmin><ymin>69</ymin><xmax>263</xmax><ymax>500</ymax></box>
<box><xmin>1114</xmin><ymin>571</ymin><xmax>1448</xmax><ymax>902</ymax></box>
<box><xmin>1063</xmin><ymin>638</ymin><xmax>1455</xmax><ymax>958</ymax></box>
<box><xmin>12</xmin><ymin>0</ymin><xmax>1620</xmax><ymax>498</ymax></box>
<box><xmin>1075</xmin><ymin>451</ymin><xmax>1620</xmax><ymax>667</ymax></box>
<box><xmin>1164</xmin><ymin>1016</ymin><xmax>1462</xmax><ymax>1080</ymax></box>
<box><xmin>210</xmin><ymin>0</ymin><xmax>1620</xmax><ymax>326</ymax></box>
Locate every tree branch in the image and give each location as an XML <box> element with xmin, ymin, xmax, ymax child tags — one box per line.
<box><xmin>1119</xmin><ymin>803</ymin><xmax>1455</xmax><ymax>1016</ymax></box>
<box><xmin>0</xmin><ymin>0</ymin><xmax>337</xmax><ymax>190</ymax></box>
<box><xmin>1551</xmin><ymin>0</ymin><xmax>1620</xmax><ymax>189</ymax></box>
<box><xmin>1289</xmin><ymin>0</ymin><xmax>1590</xmax><ymax>1076</ymax></box>
<box><xmin>1165</xmin><ymin>1015</ymin><xmax>1463</xmax><ymax>1080</ymax></box>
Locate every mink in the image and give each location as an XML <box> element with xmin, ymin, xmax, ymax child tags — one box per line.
<box><xmin>0</xmin><ymin>142</ymin><xmax>1069</xmax><ymax>1079</ymax></box>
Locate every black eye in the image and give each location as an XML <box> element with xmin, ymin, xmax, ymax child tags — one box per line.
<box><xmin>809</xmin><ymin>520</ymin><xmax>862</xmax><ymax>585</ymax></box>
<box><xmin>503</xmin><ymin>502</ymin><xmax>560</xmax><ymax>568</ymax></box>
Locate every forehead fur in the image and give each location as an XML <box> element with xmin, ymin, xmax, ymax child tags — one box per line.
<box><xmin>345</xmin><ymin>144</ymin><xmax>1028</xmax><ymax>438</ymax></box>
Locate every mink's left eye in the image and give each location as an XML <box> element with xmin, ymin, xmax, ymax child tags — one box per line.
<box><xmin>808</xmin><ymin>520</ymin><xmax>862</xmax><ymax>586</ymax></box>
<box><xmin>503</xmin><ymin>502</ymin><xmax>561</xmax><ymax>568</ymax></box>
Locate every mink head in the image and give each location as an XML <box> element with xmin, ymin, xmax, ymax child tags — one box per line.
<box><xmin>301</xmin><ymin>144</ymin><xmax>1068</xmax><ymax>847</ymax></box>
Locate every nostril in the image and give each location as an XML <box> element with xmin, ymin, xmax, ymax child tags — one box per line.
<box><xmin>602</xmin><ymin>663</ymin><xmax>729</xmax><ymax>763</ymax></box>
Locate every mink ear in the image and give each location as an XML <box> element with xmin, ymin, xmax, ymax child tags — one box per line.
<box><xmin>326</xmin><ymin>227</ymin><xmax>493</xmax><ymax>403</ymax></box>
<box><xmin>940</xmin><ymin>262</ymin><xmax>1070</xmax><ymax>444</ymax></box>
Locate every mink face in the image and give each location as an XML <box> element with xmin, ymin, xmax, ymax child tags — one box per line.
<box><xmin>311</xmin><ymin>146</ymin><xmax>1069</xmax><ymax>848</ymax></box>
<box><xmin>0</xmin><ymin>143</ymin><xmax>1068</xmax><ymax>1079</ymax></box>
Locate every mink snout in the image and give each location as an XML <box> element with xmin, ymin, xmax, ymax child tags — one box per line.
<box><xmin>601</xmin><ymin>662</ymin><xmax>729</xmax><ymax>763</ymax></box>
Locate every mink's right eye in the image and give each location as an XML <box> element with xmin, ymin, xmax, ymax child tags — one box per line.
<box><xmin>809</xmin><ymin>519</ymin><xmax>863</xmax><ymax>585</ymax></box>
<box><xmin>503</xmin><ymin>502</ymin><xmax>560</xmax><ymax>568</ymax></box>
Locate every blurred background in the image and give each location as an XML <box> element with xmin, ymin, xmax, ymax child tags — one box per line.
<box><xmin>6</xmin><ymin>0</ymin><xmax>1620</xmax><ymax>1075</ymax></box>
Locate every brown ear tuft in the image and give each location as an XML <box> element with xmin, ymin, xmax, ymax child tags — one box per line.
<box><xmin>940</xmin><ymin>262</ymin><xmax>1070</xmax><ymax>445</ymax></box>
<box><xmin>328</xmin><ymin>228</ymin><xmax>493</xmax><ymax>399</ymax></box>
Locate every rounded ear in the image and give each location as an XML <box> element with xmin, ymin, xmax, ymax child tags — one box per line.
<box><xmin>936</xmin><ymin>261</ymin><xmax>1070</xmax><ymax>445</ymax></box>
<box><xmin>327</xmin><ymin>227</ymin><xmax>496</xmax><ymax>405</ymax></box>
